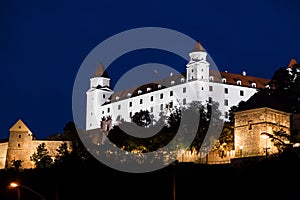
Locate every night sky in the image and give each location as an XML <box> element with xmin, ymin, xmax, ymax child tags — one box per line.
<box><xmin>1</xmin><ymin>0</ymin><xmax>300</xmax><ymax>139</ymax></box>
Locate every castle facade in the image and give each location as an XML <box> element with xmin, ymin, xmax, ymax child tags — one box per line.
<box><xmin>86</xmin><ymin>41</ymin><xmax>270</xmax><ymax>131</ymax></box>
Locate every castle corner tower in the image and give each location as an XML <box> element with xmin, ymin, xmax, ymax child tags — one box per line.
<box><xmin>86</xmin><ymin>64</ymin><xmax>113</xmax><ymax>130</ymax></box>
<box><xmin>186</xmin><ymin>41</ymin><xmax>210</xmax><ymax>81</ymax></box>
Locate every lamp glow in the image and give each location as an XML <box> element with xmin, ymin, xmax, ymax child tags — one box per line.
<box><xmin>10</xmin><ymin>182</ymin><xmax>19</xmax><ymax>188</ymax></box>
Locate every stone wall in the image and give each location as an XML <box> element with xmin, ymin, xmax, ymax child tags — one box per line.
<box><xmin>234</xmin><ymin>107</ymin><xmax>291</xmax><ymax>158</ymax></box>
<box><xmin>2</xmin><ymin>119</ymin><xmax>72</xmax><ymax>169</ymax></box>
<box><xmin>0</xmin><ymin>143</ymin><xmax>8</xmax><ymax>169</ymax></box>
<box><xmin>6</xmin><ymin>140</ymin><xmax>72</xmax><ymax>169</ymax></box>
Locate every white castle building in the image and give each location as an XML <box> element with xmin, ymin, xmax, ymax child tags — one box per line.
<box><xmin>86</xmin><ymin>41</ymin><xmax>270</xmax><ymax>131</ymax></box>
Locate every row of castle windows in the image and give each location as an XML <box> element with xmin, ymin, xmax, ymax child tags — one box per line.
<box><xmin>99</xmin><ymin>95</ymin><xmax>230</xmax><ymax>117</ymax></box>
<box><xmin>116</xmin><ymin>86</ymin><xmax>244</xmax><ymax>103</ymax></box>
<box><xmin>209</xmin><ymin>76</ymin><xmax>257</xmax><ymax>88</ymax></box>
<box><xmin>93</xmin><ymin>99</ymin><xmax>230</xmax><ymax>128</ymax></box>
<box><xmin>114</xmin><ymin>87</ymin><xmax>186</xmax><ymax>101</ymax></box>
<box><xmin>109</xmin><ymin>84</ymin><xmax>252</xmax><ymax>102</ymax></box>
<box><xmin>209</xmin><ymin>86</ymin><xmax>245</xmax><ymax>96</ymax></box>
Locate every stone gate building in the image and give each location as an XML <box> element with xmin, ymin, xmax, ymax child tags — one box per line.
<box><xmin>0</xmin><ymin>119</ymin><xmax>72</xmax><ymax>169</ymax></box>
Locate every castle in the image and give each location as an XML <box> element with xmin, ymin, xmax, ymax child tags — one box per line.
<box><xmin>0</xmin><ymin>119</ymin><xmax>72</xmax><ymax>169</ymax></box>
<box><xmin>86</xmin><ymin>41</ymin><xmax>270</xmax><ymax>131</ymax></box>
<box><xmin>0</xmin><ymin>42</ymin><xmax>297</xmax><ymax>169</ymax></box>
<box><xmin>85</xmin><ymin>41</ymin><xmax>299</xmax><ymax>164</ymax></box>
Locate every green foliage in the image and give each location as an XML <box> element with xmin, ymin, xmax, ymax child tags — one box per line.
<box><xmin>30</xmin><ymin>143</ymin><xmax>53</xmax><ymax>169</ymax></box>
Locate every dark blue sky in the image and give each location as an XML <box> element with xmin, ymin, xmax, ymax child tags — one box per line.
<box><xmin>1</xmin><ymin>0</ymin><xmax>300</xmax><ymax>139</ymax></box>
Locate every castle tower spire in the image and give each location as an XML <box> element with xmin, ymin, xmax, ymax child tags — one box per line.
<box><xmin>92</xmin><ymin>63</ymin><xmax>105</xmax><ymax>77</ymax></box>
<box><xmin>186</xmin><ymin>40</ymin><xmax>209</xmax><ymax>81</ymax></box>
<box><xmin>192</xmin><ymin>40</ymin><xmax>205</xmax><ymax>52</ymax></box>
<box><xmin>288</xmin><ymin>58</ymin><xmax>297</xmax><ymax>68</ymax></box>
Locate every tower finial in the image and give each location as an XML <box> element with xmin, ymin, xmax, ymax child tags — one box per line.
<box><xmin>192</xmin><ymin>40</ymin><xmax>205</xmax><ymax>52</ymax></box>
<box><xmin>92</xmin><ymin>63</ymin><xmax>105</xmax><ymax>77</ymax></box>
<box><xmin>288</xmin><ymin>57</ymin><xmax>297</xmax><ymax>68</ymax></box>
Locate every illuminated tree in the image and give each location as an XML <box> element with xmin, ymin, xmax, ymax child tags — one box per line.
<box><xmin>11</xmin><ymin>159</ymin><xmax>23</xmax><ymax>171</ymax></box>
<box><xmin>30</xmin><ymin>143</ymin><xmax>53</xmax><ymax>169</ymax></box>
<box><xmin>54</xmin><ymin>142</ymin><xmax>70</xmax><ymax>166</ymax></box>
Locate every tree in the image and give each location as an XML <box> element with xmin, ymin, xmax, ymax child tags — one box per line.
<box><xmin>131</xmin><ymin>110</ymin><xmax>152</xmax><ymax>127</ymax></box>
<box><xmin>30</xmin><ymin>143</ymin><xmax>53</xmax><ymax>169</ymax></box>
<box><xmin>11</xmin><ymin>159</ymin><xmax>23</xmax><ymax>171</ymax></box>
<box><xmin>54</xmin><ymin>142</ymin><xmax>70</xmax><ymax>166</ymax></box>
<box><xmin>271</xmin><ymin>129</ymin><xmax>291</xmax><ymax>154</ymax></box>
<box><xmin>269</xmin><ymin>67</ymin><xmax>291</xmax><ymax>90</ymax></box>
<box><xmin>47</xmin><ymin>121</ymin><xmax>92</xmax><ymax>165</ymax></box>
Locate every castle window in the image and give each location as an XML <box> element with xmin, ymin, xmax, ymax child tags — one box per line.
<box><xmin>170</xmin><ymin>91</ymin><xmax>173</xmax><ymax>96</ymax></box>
<box><xmin>91</xmin><ymin>112</ymin><xmax>93</xmax><ymax>115</ymax></box>
<box><xmin>18</xmin><ymin>143</ymin><xmax>20</xmax><ymax>147</ymax></box>
<box><xmin>248</xmin><ymin>121</ymin><xmax>252</xmax><ymax>130</ymax></box>
<box><xmin>265</xmin><ymin>84</ymin><xmax>270</xmax><ymax>89</ymax></box>
<box><xmin>18</xmin><ymin>135</ymin><xmax>21</xmax><ymax>138</ymax></box>
<box><xmin>160</xmin><ymin>93</ymin><xmax>163</xmax><ymax>99</ymax></box>
<box><xmin>118</xmin><ymin>105</ymin><xmax>121</xmax><ymax>110</ymax></box>
<box><xmin>140</xmin><ymin>99</ymin><xmax>143</xmax><ymax>104</ymax></box>
<box><xmin>147</xmin><ymin>87</ymin><xmax>151</xmax><ymax>92</ymax></box>
<box><xmin>237</xmin><ymin>80</ymin><xmax>242</xmax><ymax>85</ymax></box>
<box><xmin>130</xmin><ymin>112</ymin><xmax>132</xmax><ymax>117</ymax></box>
<box><xmin>150</xmin><ymin>96</ymin><xmax>154</xmax><ymax>101</ymax></box>
<box><xmin>138</xmin><ymin>90</ymin><xmax>142</xmax><ymax>94</ymax></box>
<box><xmin>127</xmin><ymin>93</ymin><xmax>132</xmax><ymax>97</ymax></box>
<box><xmin>171</xmin><ymin>81</ymin><xmax>175</xmax><ymax>86</ymax></box>
<box><xmin>224</xmin><ymin>99</ymin><xmax>228</xmax><ymax>106</ymax></box>
<box><xmin>208</xmin><ymin>97</ymin><xmax>212</xmax><ymax>103</ymax></box>
<box><xmin>222</xmin><ymin>78</ymin><xmax>227</xmax><ymax>83</ymax></box>
<box><xmin>183</xmin><ymin>98</ymin><xmax>187</xmax><ymax>105</ymax></box>
<box><xmin>107</xmin><ymin>107</ymin><xmax>110</xmax><ymax>113</ymax></box>
<box><xmin>251</xmin><ymin>83</ymin><xmax>256</xmax><ymax>88</ymax></box>
<box><xmin>19</xmin><ymin>126</ymin><xmax>21</xmax><ymax>129</ymax></box>
<box><xmin>224</xmin><ymin>88</ymin><xmax>228</xmax><ymax>94</ymax></box>
<box><xmin>183</xmin><ymin>87</ymin><xmax>186</xmax><ymax>93</ymax></box>
<box><xmin>103</xmin><ymin>94</ymin><xmax>106</xmax><ymax>98</ymax></box>
<box><xmin>240</xmin><ymin>90</ymin><xmax>244</xmax><ymax>96</ymax></box>
<box><xmin>116</xmin><ymin>96</ymin><xmax>120</xmax><ymax>101</ymax></box>
<box><xmin>158</xmin><ymin>85</ymin><xmax>162</xmax><ymax>89</ymax></box>
<box><xmin>169</xmin><ymin>101</ymin><xmax>173</xmax><ymax>108</ymax></box>
<box><xmin>160</xmin><ymin>104</ymin><xmax>164</xmax><ymax>110</ymax></box>
<box><xmin>150</xmin><ymin>107</ymin><xmax>153</xmax><ymax>113</ymax></box>
<box><xmin>191</xmin><ymin>69</ymin><xmax>194</xmax><ymax>72</ymax></box>
<box><xmin>225</xmin><ymin>111</ymin><xmax>229</xmax><ymax>119</ymax></box>
<box><xmin>181</xmin><ymin>78</ymin><xmax>185</xmax><ymax>83</ymax></box>
<box><xmin>90</xmin><ymin>123</ymin><xmax>92</xmax><ymax>127</ymax></box>
<box><xmin>129</xmin><ymin>102</ymin><xmax>132</xmax><ymax>107</ymax></box>
<box><xmin>209</xmin><ymin>76</ymin><xmax>214</xmax><ymax>81</ymax></box>
<box><xmin>201</xmin><ymin>87</ymin><xmax>204</xmax><ymax>90</ymax></box>
<box><xmin>209</xmin><ymin>86</ymin><xmax>213</xmax><ymax>92</ymax></box>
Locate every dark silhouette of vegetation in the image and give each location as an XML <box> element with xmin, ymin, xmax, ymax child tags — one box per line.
<box><xmin>30</xmin><ymin>143</ymin><xmax>53</xmax><ymax>169</ymax></box>
<box><xmin>108</xmin><ymin>100</ymin><xmax>231</xmax><ymax>156</ymax></box>
<box><xmin>131</xmin><ymin>109</ymin><xmax>153</xmax><ymax>127</ymax></box>
<box><xmin>11</xmin><ymin>159</ymin><xmax>23</xmax><ymax>171</ymax></box>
